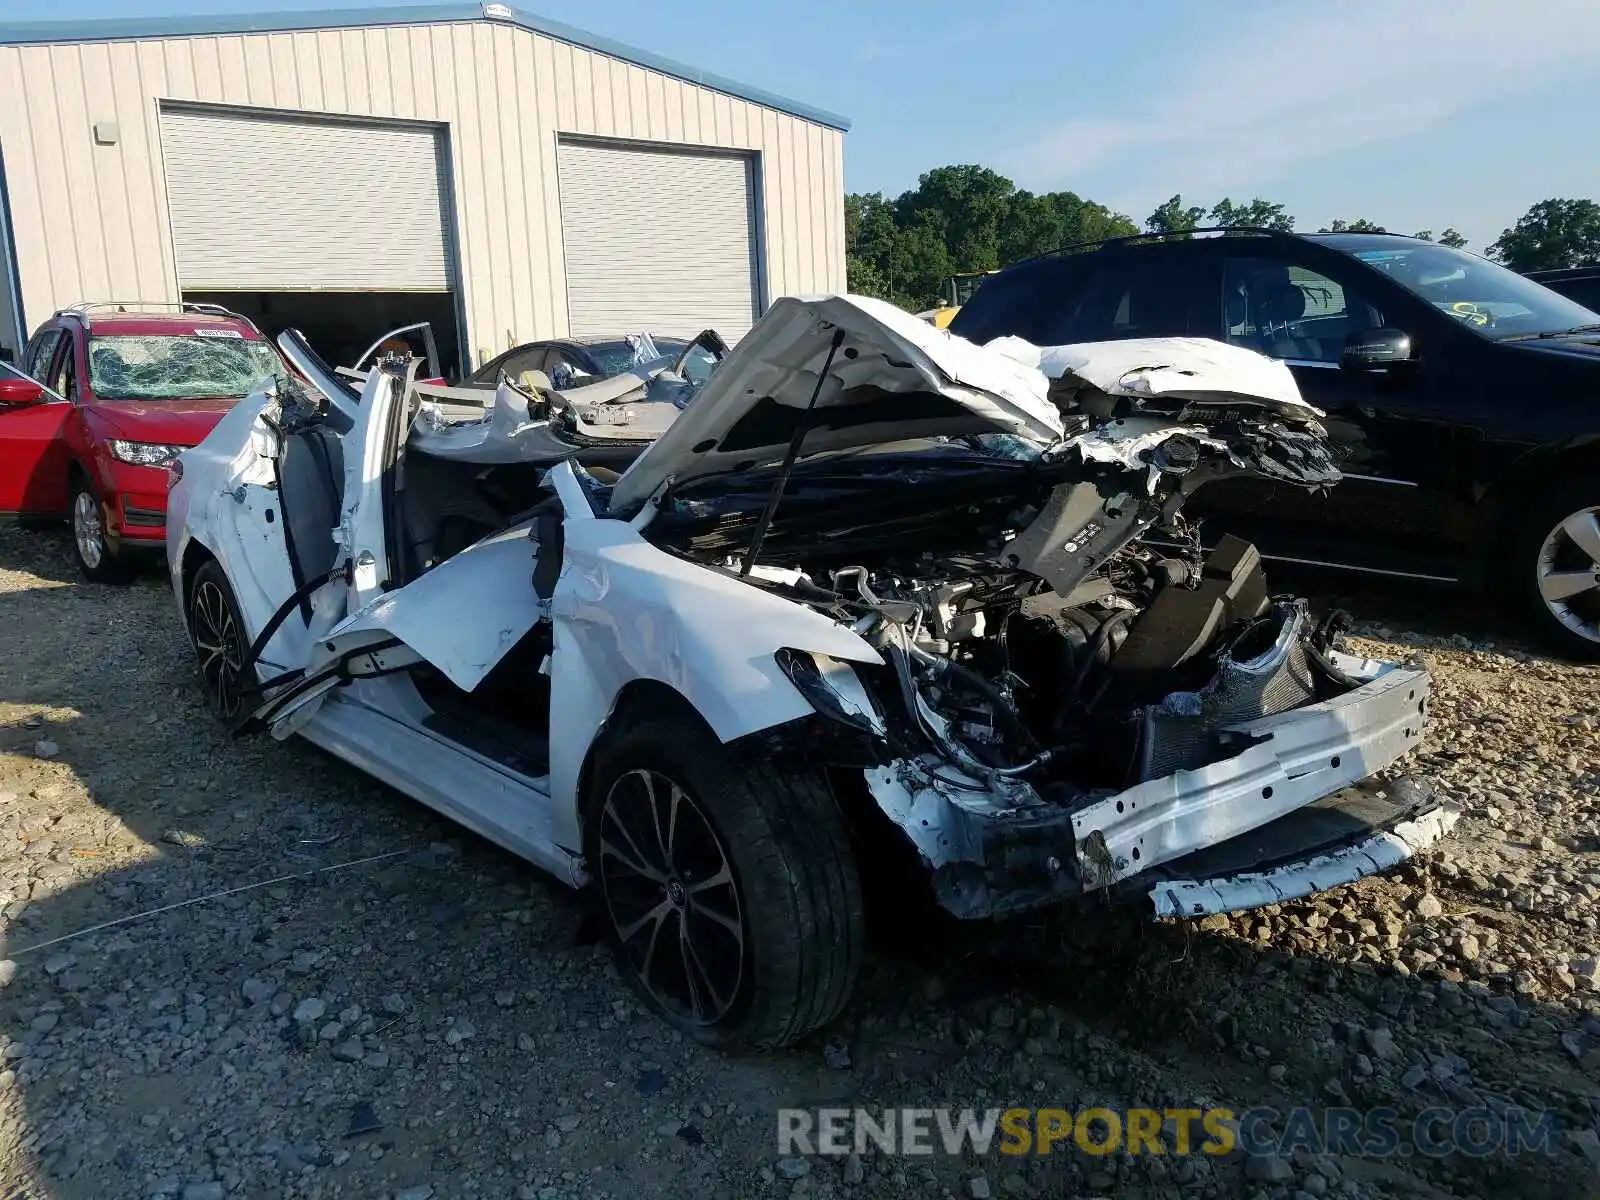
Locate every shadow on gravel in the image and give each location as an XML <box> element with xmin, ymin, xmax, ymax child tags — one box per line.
<box><xmin>0</xmin><ymin>526</ymin><xmax>1595</xmax><ymax>1200</ymax></box>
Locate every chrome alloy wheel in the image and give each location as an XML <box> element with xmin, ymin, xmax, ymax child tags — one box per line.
<box><xmin>191</xmin><ymin>579</ymin><xmax>245</xmax><ymax>719</ymax></box>
<box><xmin>1536</xmin><ymin>505</ymin><xmax>1600</xmax><ymax>646</ymax></box>
<box><xmin>596</xmin><ymin>768</ymin><xmax>745</xmax><ymax>1025</ymax></box>
<box><xmin>72</xmin><ymin>489</ymin><xmax>105</xmax><ymax>570</ymax></box>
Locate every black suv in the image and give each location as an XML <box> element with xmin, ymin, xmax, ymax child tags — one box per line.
<box><xmin>1527</xmin><ymin>266</ymin><xmax>1600</xmax><ymax>313</ymax></box>
<box><xmin>952</xmin><ymin>230</ymin><xmax>1600</xmax><ymax>658</ymax></box>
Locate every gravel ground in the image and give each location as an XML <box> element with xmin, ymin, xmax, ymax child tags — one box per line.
<box><xmin>0</xmin><ymin>524</ymin><xmax>1597</xmax><ymax>1200</ymax></box>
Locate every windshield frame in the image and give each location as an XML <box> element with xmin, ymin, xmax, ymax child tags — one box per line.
<box><xmin>1322</xmin><ymin>236</ymin><xmax>1600</xmax><ymax>341</ymax></box>
<box><xmin>86</xmin><ymin>333</ymin><xmax>283</xmax><ymax>402</ymax></box>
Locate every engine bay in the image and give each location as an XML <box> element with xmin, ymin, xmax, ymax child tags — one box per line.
<box><xmin>645</xmin><ymin>387</ymin><xmax>1354</xmax><ymax>803</ymax></box>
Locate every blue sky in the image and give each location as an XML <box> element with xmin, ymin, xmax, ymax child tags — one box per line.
<box><xmin>9</xmin><ymin>0</ymin><xmax>1600</xmax><ymax>250</ymax></box>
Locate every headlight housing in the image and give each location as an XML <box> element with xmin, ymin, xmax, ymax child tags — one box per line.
<box><xmin>775</xmin><ymin>648</ymin><xmax>884</xmax><ymax>734</ymax></box>
<box><xmin>108</xmin><ymin>439</ymin><xmax>185</xmax><ymax>467</ymax></box>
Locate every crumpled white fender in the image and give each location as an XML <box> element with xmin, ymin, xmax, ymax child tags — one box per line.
<box><xmin>987</xmin><ymin>334</ymin><xmax>1321</xmax><ymax>418</ymax></box>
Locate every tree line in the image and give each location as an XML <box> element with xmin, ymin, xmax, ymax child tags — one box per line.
<box><xmin>845</xmin><ymin>165</ymin><xmax>1600</xmax><ymax>310</ymax></box>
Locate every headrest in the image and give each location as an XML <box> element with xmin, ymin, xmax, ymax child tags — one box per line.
<box><xmin>1259</xmin><ymin>283</ymin><xmax>1306</xmax><ymax>325</ymax></box>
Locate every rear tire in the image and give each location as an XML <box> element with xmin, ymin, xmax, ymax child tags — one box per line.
<box><xmin>186</xmin><ymin>560</ymin><xmax>254</xmax><ymax>723</ymax></box>
<box><xmin>1505</xmin><ymin>478</ymin><xmax>1600</xmax><ymax>661</ymax></box>
<box><xmin>582</xmin><ymin>713</ymin><xmax>865</xmax><ymax>1051</ymax></box>
<box><xmin>69</xmin><ymin>477</ymin><xmax>131</xmax><ymax>585</ymax></box>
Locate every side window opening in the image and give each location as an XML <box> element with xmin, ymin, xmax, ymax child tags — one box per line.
<box><xmin>26</xmin><ymin>330</ymin><xmax>61</xmax><ymax>380</ymax></box>
<box><xmin>1075</xmin><ymin>258</ymin><xmax>1220</xmax><ymax>342</ymax></box>
<box><xmin>1225</xmin><ymin>257</ymin><xmax>1384</xmax><ymax>363</ymax></box>
<box><xmin>948</xmin><ymin>263</ymin><xmax>1085</xmax><ymax>347</ymax></box>
<box><xmin>51</xmin><ymin>334</ymin><xmax>78</xmax><ymax>401</ymax></box>
<box><xmin>491</xmin><ymin>347</ymin><xmax>547</xmax><ymax>385</ymax></box>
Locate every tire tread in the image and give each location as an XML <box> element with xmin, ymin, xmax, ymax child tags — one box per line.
<box><xmin>586</xmin><ymin>714</ymin><xmax>865</xmax><ymax>1051</ymax></box>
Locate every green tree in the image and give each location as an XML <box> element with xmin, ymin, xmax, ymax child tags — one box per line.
<box><xmin>1320</xmin><ymin>217</ymin><xmax>1387</xmax><ymax>233</ymax></box>
<box><xmin>1413</xmin><ymin>229</ymin><xmax>1434</xmax><ymax>241</ymax></box>
<box><xmin>884</xmin><ymin>211</ymin><xmax>954</xmax><ymax>310</ymax></box>
<box><xmin>844</xmin><ymin>192</ymin><xmax>901</xmax><ymax>302</ymax></box>
<box><xmin>1146</xmin><ymin>194</ymin><xmax>1206</xmax><ymax>236</ymax></box>
<box><xmin>1489</xmin><ymin>199</ymin><xmax>1600</xmax><ymax>271</ymax></box>
<box><xmin>1209</xmin><ymin>197</ymin><xmax>1295</xmax><ymax>231</ymax></box>
<box><xmin>998</xmin><ymin>190</ymin><xmax>1137</xmax><ymax>263</ymax></box>
<box><xmin>1439</xmin><ymin>228</ymin><xmax>1468</xmax><ymax>249</ymax></box>
<box><xmin>895</xmin><ymin>165</ymin><xmax>1017</xmax><ymax>276</ymax></box>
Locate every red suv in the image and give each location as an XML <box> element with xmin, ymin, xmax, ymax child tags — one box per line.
<box><xmin>0</xmin><ymin>303</ymin><xmax>282</xmax><ymax>581</ymax></box>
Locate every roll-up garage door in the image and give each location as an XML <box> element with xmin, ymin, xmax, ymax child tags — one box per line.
<box><xmin>557</xmin><ymin>140</ymin><xmax>759</xmax><ymax>341</ymax></box>
<box><xmin>160</xmin><ymin>107</ymin><xmax>456</xmax><ymax>292</ymax></box>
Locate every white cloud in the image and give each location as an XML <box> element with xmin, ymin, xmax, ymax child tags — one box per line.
<box><xmin>1001</xmin><ymin>0</ymin><xmax>1600</xmax><ymax>215</ymax></box>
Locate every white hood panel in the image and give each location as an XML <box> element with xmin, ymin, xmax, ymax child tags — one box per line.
<box><xmin>988</xmin><ymin>335</ymin><xmax>1320</xmax><ymax>417</ymax></box>
<box><xmin>607</xmin><ymin>295</ymin><xmax>1060</xmax><ymax>511</ymax></box>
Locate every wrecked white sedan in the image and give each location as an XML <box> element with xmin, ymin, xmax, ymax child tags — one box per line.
<box><xmin>166</xmin><ymin>296</ymin><xmax>1456</xmax><ymax>1049</ymax></box>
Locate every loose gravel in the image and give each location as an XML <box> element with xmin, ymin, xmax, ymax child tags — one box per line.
<box><xmin>0</xmin><ymin>525</ymin><xmax>1597</xmax><ymax>1200</ymax></box>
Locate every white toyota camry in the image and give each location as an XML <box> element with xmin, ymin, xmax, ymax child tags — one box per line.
<box><xmin>166</xmin><ymin>295</ymin><xmax>1456</xmax><ymax>1050</ymax></box>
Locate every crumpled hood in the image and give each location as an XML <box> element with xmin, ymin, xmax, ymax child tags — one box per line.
<box><xmin>89</xmin><ymin>397</ymin><xmax>239</xmax><ymax>445</ymax></box>
<box><xmin>989</xmin><ymin>336</ymin><xmax>1322</xmax><ymax>421</ymax></box>
<box><xmin>607</xmin><ymin>295</ymin><xmax>1061</xmax><ymax>512</ymax></box>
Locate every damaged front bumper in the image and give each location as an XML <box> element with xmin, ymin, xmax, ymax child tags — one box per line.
<box><xmin>1146</xmin><ymin>800</ymin><xmax>1458</xmax><ymax>917</ymax></box>
<box><xmin>864</xmin><ymin>654</ymin><xmax>1449</xmax><ymax>919</ymax></box>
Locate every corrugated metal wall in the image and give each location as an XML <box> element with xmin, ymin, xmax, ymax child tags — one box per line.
<box><xmin>0</xmin><ymin>19</ymin><xmax>846</xmax><ymax>362</ymax></box>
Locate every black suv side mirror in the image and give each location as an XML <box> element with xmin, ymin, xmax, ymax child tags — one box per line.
<box><xmin>1341</xmin><ymin>328</ymin><xmax>1412</xmax><ymax>373</ymax></box>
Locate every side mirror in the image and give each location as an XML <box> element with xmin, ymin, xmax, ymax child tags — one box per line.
<box><xmin>0</xmin><ymin>375</ymin><xmax>46</xmax><ymax>406</ymax></box>
<box><xmin>1340</xmin><ymin>328</ymin><xmax>1412</xmax><ymax>373</ymax></box>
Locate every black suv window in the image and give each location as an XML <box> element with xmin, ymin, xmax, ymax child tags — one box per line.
<box><xmin>1224</xmin><ymin>257</ymin><xmax>1385</xmax><ymax>364</ymax></box>
<box><xmin>951</xmin><ymin>253</ymin><xmax>1219</xmax><ymax>346</ymax></box>
<box><xmin>1072</xmin><ymin>257</ymin><xmax>1220</xmax><ymax>341</ymax></box>
<box><xmin>948</xmin><ymin>261</ymin><xmax>1093</xmax><ymax>346</ymax></box>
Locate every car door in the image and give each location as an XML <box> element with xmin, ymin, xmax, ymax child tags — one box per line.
<box><xmin>337</xmin><ymin>322</ymin><xmax>446</xmax><ymax>387</ymax></box>
<box><xmin>242</xmin><ymin>357</ymin><xmax>544</xmax><ymax>737</ymax></box>
<box><xmin>0</xmin><ymin>333</ymin><xmax>73</xmax><ymax>517</ymax></box>
<box><xmin>1210</xmin><ymin>249</ymin><xmax>1466</xmax><ymax>575</ymax></box>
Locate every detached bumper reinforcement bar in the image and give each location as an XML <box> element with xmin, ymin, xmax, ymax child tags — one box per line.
<box><xmin>1070</xmin><ymin>665</ymin><xmax>1431</xmax><ymax>890</ymax></box>
<box><xmin>1149</xmin><ymin>804</ymin><xmax>1459</xmax><ymax>918</ymax></box>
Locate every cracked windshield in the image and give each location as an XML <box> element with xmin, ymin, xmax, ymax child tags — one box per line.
<box><xmin>87</xmin><ymin>334</ymin><xmax>281</xmax><ymax>401</ymax></box>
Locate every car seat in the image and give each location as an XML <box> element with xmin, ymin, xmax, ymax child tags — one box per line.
<box><xmin>1230</xmin><ymin>267</ymin><xmax>1318</xmax><ymax>360</ymax></box>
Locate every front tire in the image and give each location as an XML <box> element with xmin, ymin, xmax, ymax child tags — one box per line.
<box><xmin>582</xmin><ymin>713</ymin><xmax>864</xmax><ymax>1051</ymax></box>
<box><xmin>69</xmin><ymin>478</ymin><xmax>131</xmax><ymax>584</ymax></box>
<box><xmin>1507</xmin><ymin>479</ymin><xmax>1600</xmax><ymax>660</ymax></box>
<box><xmin>187</xmin><ymin>560</ymin><xmax>254</xmax><ymax>723</ymax></box>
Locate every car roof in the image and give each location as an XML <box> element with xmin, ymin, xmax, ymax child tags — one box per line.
<box><xmin>59</xmin><ymin>309</ymin><xmax>265</xmax><ymax>340</ymax></box>
<box><xmin>997</xmin><ymin>228</ymin><xmax>1429</xmax><ymax>277</ymax></box>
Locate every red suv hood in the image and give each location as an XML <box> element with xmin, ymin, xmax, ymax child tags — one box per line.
<box><xmin>91</xmin><ymin>397</ymin><xmax>240</xmax><ymax>445</ymax></box>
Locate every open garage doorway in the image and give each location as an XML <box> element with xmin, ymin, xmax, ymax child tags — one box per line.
<box><xmin>161</xmin><ymin>105</ymin><xmax>463</xmax><ymax>377</ymax></box>
<box><xmin>184</xmin><ymin>292</ymin><xmax>463</xmax><ymax>380</ymax></box>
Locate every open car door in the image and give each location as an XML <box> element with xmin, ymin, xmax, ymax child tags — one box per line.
<box><xmin>240</xmin><ymin>357</ymin><xmax>545</xmax><ymax>738</ymax></box>
<box><xmin>334</xmin><ymin>322</ymin><xmax>445</xmax><ymax>388</ymax></box>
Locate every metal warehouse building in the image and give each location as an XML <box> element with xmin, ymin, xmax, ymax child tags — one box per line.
<box><xmin>0</xmin><ymin>2</ymin><xmax>849</xmax><ymax>370</ymax></box>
